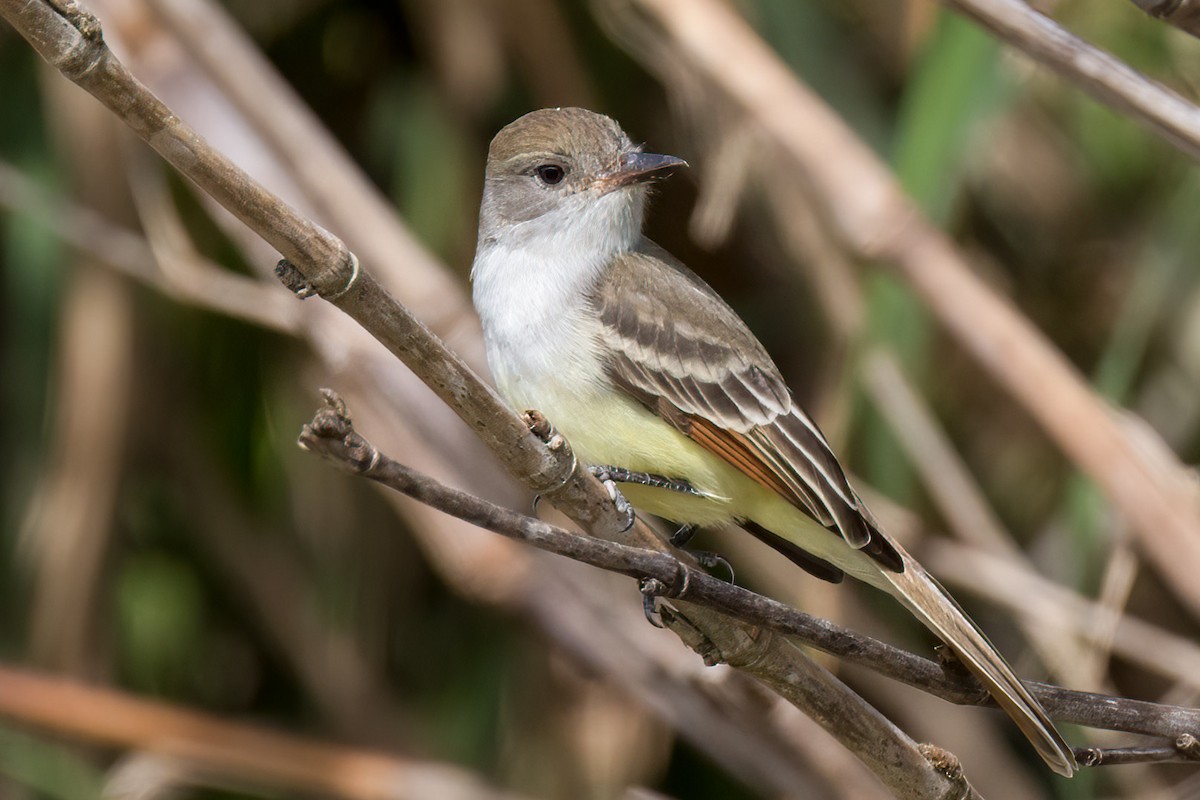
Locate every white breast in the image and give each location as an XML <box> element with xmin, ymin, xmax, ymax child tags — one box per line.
<box><xmin>470</xmin><ymin>190</ymin><xmax>748</xmax><ymax>524</ymax></box>
<box><xmin>474</xmin><ymin>257</ymin><xmax>607</xmax><ymax>414</ymax></box>
<box><xmin>471</xmin><ymin>191</ymin><xmax>638</xmax><ymax>414</ymax></box>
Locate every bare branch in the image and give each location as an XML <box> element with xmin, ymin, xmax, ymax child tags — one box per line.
<box><xmin>299</xmin><ymin>391</ymin><xmax>981</xmax><ymax>799</ymax></box>
<box><xmin>0</xmin><ymin>3</ymin><xmax>979</xmax><ymax>794</ymax></box>
<box><xmin>2</xmin><ymin>0</ymin><xmax>578</xmax><ymax>500</ymax></box>
<box><xmin>0</xmin><ymin>664</ymin><xmax>527</xmax><ymax>800</ymax></box>
<box><xmin>139</xmin><ymin>0</ymin><xmax>475</xmax><ymax>343</ymax></box>
<box><xmin>0</xmin><ymin>155</ymin><xmax>878</xmax><ymax>800</ymax></box>
<box><xmin>943</xmin><ymin>0</ymin><xmax>1200</xmax><ymax>160</ymax></box>
<box><xmin>298</xmin><ymin>390</ymin><xmax>1200</xmax><ymax>747</ymax></box>
<box><xmin>600</xmin><ymin>0</ymin><xmax>1200</xmax><ymax>619</ymax></box>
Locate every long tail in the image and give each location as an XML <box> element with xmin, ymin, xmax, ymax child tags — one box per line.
<box><xmin>877</xmin><ymin>550</ymin><xmax>1077</xmax><ymax>777</ymax></box>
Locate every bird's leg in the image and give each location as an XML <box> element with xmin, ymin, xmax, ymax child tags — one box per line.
<box><xmin>669</xmin><ymin>524</ymin><xmax>697</xmax><ymax>547</ymax></box>
<box><xmin>587</xmin><ymin>466</ymin><xmax>736</xmax><ymax>585</ymax></box>
<box><xmin>586</xmin><ymin>465</ymin><xmax>708</xmax><ymax>497</ymax></box>
<box><xmin>934</xmin><ymin>643</ymin><xmax>977</xmax><ymax>686</ymax></box>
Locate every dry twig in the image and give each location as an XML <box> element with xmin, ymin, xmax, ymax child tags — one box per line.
<box><xmin>599</xmin><ymin>0</ymin><xmax>1200</xmax><ymax>619</ymax></box>
<box><xmin>0</xmin><ymin>155</ymin><xmax>898</xmax><ymax>797</ymax></box>
<box><xmin>0</xmin><ymin>665</ymin><xmax>526</xmax><ymax>800</ymax></box>
<box><xmin>0</xmin><ymin>2</ymin><xmax>982</xmax><ymax>795</ymax></box>
<box><xmin>298</xmin><ymin>390</ymin><xmax>1200</xmax><ymax>755</ymax></box>
<box><xmin>944</xmin><ymin>0</ymin><xmax>1200</xmax><ymax>159</ymax></box>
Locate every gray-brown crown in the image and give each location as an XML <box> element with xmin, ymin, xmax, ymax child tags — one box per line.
<box><xmin>486</xmin><ymin>107</ymin><xmax>632</xmax><ymax>179</ymax></box>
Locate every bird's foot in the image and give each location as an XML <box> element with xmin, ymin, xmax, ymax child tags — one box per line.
<box><xmin>691</xmin><ymin>550</ymin><xmax>735</xmax><ymax>584</ymax></box>
<box><xmin>587</xmin><ymin>466</ymin><xmax>636</xmax><ymax>532</ymax></box>
<box><xmin>639</xmin><ymin>578</ymin><xmax>667</xmax><ymax>628</ymax></box>
<box><xmin>669</xmin><ymin>524</ymin><xmax>735</xmax><ymax>584</ymax></box>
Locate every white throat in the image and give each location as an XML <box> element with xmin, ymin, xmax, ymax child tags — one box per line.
<box><xmin>471</xmin><ymin>188</ymin><xmax>643</xmax><ymax>412</ymax></box>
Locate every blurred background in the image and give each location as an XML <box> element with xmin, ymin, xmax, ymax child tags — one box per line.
<box><xmin>2</xmin><ymin>0</ymin><xmax>1200</xmax><ymax>798</ymax></box>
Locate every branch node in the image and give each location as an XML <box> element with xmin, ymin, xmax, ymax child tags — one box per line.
<box><xmin>52</xmin><ymin>0</ymin><xmax>102</xmax><ymax>40</ymax></box>
<box><xmin>275</xmin><ymin>259</ymin><xmax>317</xmax><ymax>299</ymax></box>
<box><xmin>319</xmin><ymin>251</ymin><xmax>361</xmax><ymax>301</ymax></box>
<box><xmin>1177</xmin><ymin>733</ymin><xmax>1200</xmax><ymax>759</ymax></box>
<box><xmin>297</xmin><ymin>389</ymin><xmax>379</xmax><ymax>473</ymax></box>
<box><xmin>918</xmin><ymin>744</ymin><xmax>967</xmax><ymax>793</ymax></box>
<box><xmin>46</xmin><ymin>0</ymin><xmax>106</xmax><ymax>82</ymax></box>
<box><xmin>524</xmin><ymin>408</ymin><xmax>554</xmax><ymax>440</ymax></box>
<box><xmin>523</xmin><ymin>409</ymin><xmax>578</xmax><ymax>493</ymax></box>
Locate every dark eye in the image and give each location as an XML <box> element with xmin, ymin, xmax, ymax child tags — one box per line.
<box><xmin>534</xmin><ymin>164</ymin><xmax>566</xmax><ymax>185</ymax></box>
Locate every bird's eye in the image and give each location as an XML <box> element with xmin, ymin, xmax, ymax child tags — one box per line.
<box><xmin>534</xmin><ymin>164</ymin><xmax>566</xmax><ymax>185</ymax></box>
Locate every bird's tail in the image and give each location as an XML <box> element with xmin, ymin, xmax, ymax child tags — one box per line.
<box><xmin>877</xmin><ymin>551</ymin><xmax>1077</xmax><ymax>777</ymax></box>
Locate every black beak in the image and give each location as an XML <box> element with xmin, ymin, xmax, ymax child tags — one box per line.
<box><xmin>603</xmin><ymin>151</ymin><xmax>688</xmax><ymax>190</ymax></box>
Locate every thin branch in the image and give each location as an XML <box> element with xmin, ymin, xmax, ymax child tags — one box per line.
<box><xmin>0</xmin><ymin>3</ymin><xmax>978</xmax><ymax>795</ymax></box>
<box><xmin>943</xmin><ymin>0</ymin><xmax>1200</xmax><ymax>160</ymax></box>
<box><xmin>599</xmin><ymin>0</ymin><xmax>1200</xmax><ymax>620</ymax></box>
<box><xmin>0</xmin><ymin>664</ymin><xmax>527</xmax><ymax>800</ymax></box>
<box><xmin>298</xmin><ymin>390</ymin><xmax>1200</xmax><ymax>747</ymax></box>
<box><xmin>3</xmin><ymin>0</ymin><xmax>351</xmax><ymax>293</ymax></box>
<box><xmin>139</xmin><ymin>0</ymin><xmax>475</xmax><ymax>344</ymax></box>
<box><xmin>0</xmin><ymin>157</ymin><xmax>301</xmax><ymax>334</ymax></box>
<box><xmin>300</xmin><ymin>392</ymin><xmax>981</xmax><ymax>799</ymax></box>
<box><xmin>1079</xmin><ymin>735</ymin><xmax>1200</xmax><ymax>767</ymax></box>
<box><xmin>0</xmin><ymin>154</ymin><xmax>873</xmax><ymax>799</ymax></box>
<box><xmin>1</xmin><ymin>0</ymin><xmax>576</xmax><ymax>498</ymax></box>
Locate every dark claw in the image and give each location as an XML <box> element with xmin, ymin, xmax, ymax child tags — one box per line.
<box><xmin>640</xmin><ymin>578</ymin><xmax>666</xmax><ymax>628</ymax></box>
<box><xmin>670</xmin><ymin>524</ymin><xmax>697</xmax><ymax>548</ymax></box>
<box><xmin>586</xmin><ymin>467</ymin><xmax>636</xmax><ymax>532</ymax></box>
<box><xmin>619</xmin><ymin>503</ymin><xmax>636</xmax><ymax>532</ymax></box>
<box><xmin>692</xmin><ymin>551</ymin><xmax>735</xmax><ymax>584</ymax></box>
<box><xmin>666</xmin><ymin>526</ymin><xmax>734</xmax><ymax>584</ymax></box>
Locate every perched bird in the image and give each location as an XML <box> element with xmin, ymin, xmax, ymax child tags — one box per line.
<box><xmin>470</xmin><ymin>107</ymin><xmax>1075</xmax><ymax>777</ymax></box>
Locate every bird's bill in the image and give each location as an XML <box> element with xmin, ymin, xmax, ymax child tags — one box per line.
<box><xmin>598</xmin><ymin>151</ymin><xmax>687</xmax><ymax>191</ymax></box>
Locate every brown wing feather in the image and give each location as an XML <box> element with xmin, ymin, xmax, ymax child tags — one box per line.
<box><xmin>591</xmin><ymin>243</ymin><xmax>877</xmax><ymax>554</ymax></box>
<box><xmin>589</xmin><ymin>245</ymin><xmax>1076</xmax><ymax>774</ymax></box>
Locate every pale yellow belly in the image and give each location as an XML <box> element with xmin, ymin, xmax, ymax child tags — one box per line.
<box><xmin>515</xmin><ymin>382</ymin><xmax>888</xmax><ymax>586</ymax></box>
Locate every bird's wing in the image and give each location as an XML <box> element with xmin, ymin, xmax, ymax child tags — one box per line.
<box><xmin>587</xmin><ymin>244</ymin><xmax>1077</xmax><ymax>777</ymax></box>
<box><xmin>589</xmin><ymin>242</ymin><xmax>884</xmax><ymax>557</ymax></box>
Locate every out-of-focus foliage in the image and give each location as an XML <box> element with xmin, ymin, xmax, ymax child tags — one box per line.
<box><xmin>2</xmin><ymin>0</ymin><xmax>1200</xmax><ymax>798</ymax></box>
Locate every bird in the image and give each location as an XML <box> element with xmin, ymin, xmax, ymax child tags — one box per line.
<box><xmin>469</xmin><ymin>106</ymin><xmax>1076</xmax><ymax>777</ymax></box>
